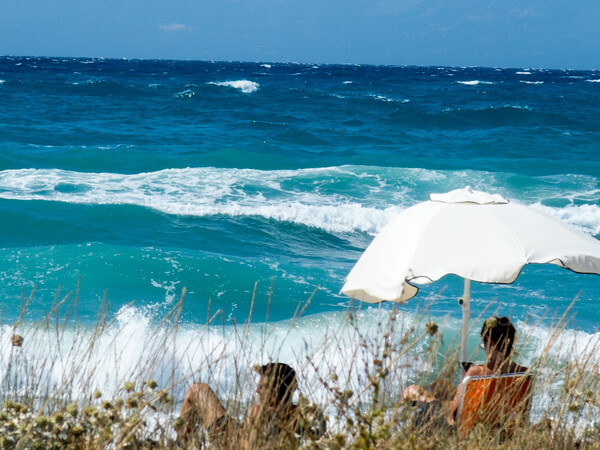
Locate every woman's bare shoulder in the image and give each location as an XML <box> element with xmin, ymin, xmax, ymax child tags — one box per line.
<box><xmin>464</xmin><ymin>365</ymin><xmax>488</xmax><ymax>377</ymax></box>
<box><xmin>513</xmin><ymin>364</ymin><xmax>529</xmax><ymax>373</ymax></box>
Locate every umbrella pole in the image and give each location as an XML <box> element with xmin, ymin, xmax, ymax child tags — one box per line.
<box><xmin>460</xmin><ymin>278</ymin><xmax>471</xmax><ymax>367</ymax></box>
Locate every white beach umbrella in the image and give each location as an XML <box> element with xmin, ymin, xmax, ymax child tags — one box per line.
<box><xmin>341</xmin><ymin>186</ymin><xmax>600</xmax><ymax>363</ymax></box>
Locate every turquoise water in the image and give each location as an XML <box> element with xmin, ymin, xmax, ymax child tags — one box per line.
<box><xmin>1</xmin><ymin>56</ymin><xmax>599</xmax><ymax>333</ymax></box>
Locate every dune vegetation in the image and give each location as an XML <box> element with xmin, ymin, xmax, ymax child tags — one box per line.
<box><xmin>0</xmin><ymin>284</ymin><xmax>598</xmax><ymax>449</ymax></box>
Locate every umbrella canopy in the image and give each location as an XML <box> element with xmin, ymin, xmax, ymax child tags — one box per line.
<box><xmin>341</xmin><ymin>187</ymin><xmax>600</xmax><ymax>361</ymax></box>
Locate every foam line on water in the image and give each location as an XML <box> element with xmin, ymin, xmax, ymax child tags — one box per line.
<box><xmin>0</xmin><ymin>166</ymin><xmax>598</xmax><ymax>236</ymax></box>
<box><xmin>0</xmin><ymin>166</ymin><xmax>413</xmax><ymax>235</ymax></box>
<box><xmin>457</xmin><ymin>80</ymin><xmax>494</xmax><ymax>85</ymax></box>
<box><xmin>531</xmin><ymin>203</ymin><xmax>600</xmax><ymax>236</ymax></box>
<box><xmin>208</xmin><ymin>80</ymin><xmax>259</xmax><ymax>93</ymax></box>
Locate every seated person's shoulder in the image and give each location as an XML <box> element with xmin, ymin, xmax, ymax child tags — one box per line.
<box><xmin>464</xmin><ymin>364</ymin><xmax>487</xmax><ymax>378</ymax></box>
<box><xmin>514</xmin><ymin>364</ymin><xmax>529</xmax><ymax>373</ymax></box>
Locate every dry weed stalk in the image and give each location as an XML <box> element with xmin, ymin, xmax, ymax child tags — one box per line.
<box><xmin>0</xmin><ymin>285</ymin><xmax>598</xmax><ymax>448</ymax></box>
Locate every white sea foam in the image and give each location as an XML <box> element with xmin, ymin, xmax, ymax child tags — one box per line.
<box><xmin>531</xmin><ymin>203</ymin><xmax>600</xmax><ymax>236</ymax></box>
<box><xmin>0</xmin><ymin>306</ymin><xmax>457</xmax><ymax>411</ymax></box>
<box><xmin>443</xmin><ymin>104</ymin><xmax>529</xmax><ymax>113</ymax></box>
<box><xmin>0</xmin><ymin>167</ymin><xmax>403</xmax><ymax>235</ymax></box>
<box><xmin>516</xmin><ymin>71</ymin><xmax>532</xmax><ymax>75</ymax></box>
<box><xmin>1</xmin><ymin>167</ymin><xmax>598</xmax><ymax>238</ymax></box>
<box><xmin>457</xmin><ymin>80</ymin><xmax>493</xmax><ymax>85</ymax></box>
<box><xmin>0</xmin><ymin>80</ymin><xmax>5</xmax><ymax>84</ymax></box>
<box><xmin>1</xmin><ymin>306</ymin><xmax>595</xmax><ymax>429</ymax></box>
<box><xmin>586</xmin><ymin>79</ymin><xmax>600</xmax><ymax>83</ymax></box>
<box><xmin>520</xmin><ymin>80</ymin><xmax>544</xmax><ymax>85</ymax></box>
<box><xmin>343</xmin><ymin>81</ymin><xmax>353</xmax><ymax>84</ymax></box>
<box><xmin>0</xmin><ymin>307</ymin><xmax>423</xmax><ymax>404</ymax></box>
<box><xmin>260</xmin><ymin>64</ymin><xmax>272</xmax><ymax>69</ymax></box>
<box><xmin>173</xmin><ymin>89</ymin><xmax>195</xmax><ymax>98</ymax></box>
<box><xmin>209</xmin><ymin>80</ymin><xmax>259</xmax><ymax>93</ymax></box>
<box><xmin>373</xmin><ymin>95</ymin><xmax>394</xmax><ymax>102</ymax></box>
<box><xmin>370</xmin><ymin>94</ymin><xmax>409</xmax><ymax>103</ymax></box>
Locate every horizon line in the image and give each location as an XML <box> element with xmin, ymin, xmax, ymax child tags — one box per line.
<box><xmin>1</xmin><ymin>54</ymin><xmax>598</xmax><ymax>72</ymax></box>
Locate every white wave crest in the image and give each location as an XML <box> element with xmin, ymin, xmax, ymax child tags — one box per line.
<box><xmin>0</xmin><ymin>167</ymin><xmax>404</xmax><ymax>235</ymax></box>
<box><xmin>370</xmin><ymin>94</ymin><xmax>409</xmax><ymax>103</ymax></box>
<box><xmin>209</xmin><ymin>80</ymin><xmax>259</xmax><ymax>93</ymax></box>
<box><xmin>1</xmin><ymin>306</ymin><xmax>596</xmax><ymax>429</ymax></box>
<box><xmin>586</xmin><ymin>79</ymin><xmax>600</xmax><ymax>83</ymax></box>
<box><xmin>457</xmin><ymin>80</ymin><xmax>493</xmax><ymax>85</ymax></box>
<box><xmin>520</xmin><ymin>80</ymin><xmax>544</xmax><ymax>85</ymax></box>
<box><xmin>2</xmin><ymin>167</ymin><xmax>599</xmax><ymax>238</ymax></box>
<box><xmin>373</xmin><ymin>95</ymin><xmax>393</xmax><ymax>102</ymax></box>
<box><xmin>174</xmin><ymin>89</ymin><xmax>195</xmax><ymax>98</ymax></box>
<box><xmin>531</xmin><ymin>203</ymin><xmax>600</xmax><ymax>236</ymax></box>
<box><xmin>516</xmin><ymin>71</ymin><xmax>532</xmax><ymax>75</ymax></box>
<box><xmin>0</xmin><ymin>306</ymin><xmax>430</xmax><ymax>415</ymax></box>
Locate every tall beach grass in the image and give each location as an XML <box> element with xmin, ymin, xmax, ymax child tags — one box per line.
<box><xmin>0</xmin><ymin>282</ymin><xmax>599</xmax><ymax>448</ymax></box>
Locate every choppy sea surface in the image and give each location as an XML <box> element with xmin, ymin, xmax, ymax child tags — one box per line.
<box><xmin>1</xmin><ymin>57</ymin><xmax>600</xmax><ymax>410</ymax></box>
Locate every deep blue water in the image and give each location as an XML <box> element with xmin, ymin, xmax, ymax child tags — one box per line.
<box><xmin>1</xmin><ymin>56</ymin><xmax>600</xmax><ymax>333</ymax></box>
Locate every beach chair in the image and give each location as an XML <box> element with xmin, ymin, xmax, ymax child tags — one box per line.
<box><xmin>455</xmin><ymin>372</ymin><xmax>533</xmax><ymax>437</ymax></box>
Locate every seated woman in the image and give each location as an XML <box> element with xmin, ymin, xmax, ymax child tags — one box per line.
<box><xmin>402</xmin><ymin>316</ymin><xmax>528</xmax><ymax>427</ymax></box>
<box><xmin>178</xmin><ymin>362</ymin><xmax>318</xmax><ymax>446</ymax></box>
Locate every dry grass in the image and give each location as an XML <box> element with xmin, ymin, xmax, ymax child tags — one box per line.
<box><xmin>0</xmin><ymin>284</ymin><xmax>599</xmax><ymax>449</ymax></box>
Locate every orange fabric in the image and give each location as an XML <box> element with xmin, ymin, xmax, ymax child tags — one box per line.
<box><xmin>457</xmin><ymin>373</ymin><xmax>532</xmax><ymax>436</ymax></box>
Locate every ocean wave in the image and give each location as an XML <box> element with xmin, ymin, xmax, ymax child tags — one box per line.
<box><xmin>0</xmin><ymin>167</ymin><xmax>405</xmax><ymax>235</ymax></box>
<box><xmin>531</xmin><ymin>203</ymin><xmax>600</xmax><ymax>236</ymax></box>
<box><xmin>520</xmin><ymin>81</ymin><xmax>544</xmax><ymax>85</ymax></box>
<box><xmin>370</xmin><ymin>94</ymin><xmax>409</xmax><ymax>103</ymax></box>
<box><xmin>0</xmin><ymin>306</ymin><xmax>420</xmax><ymax>403</ymax></box>
<box><xmin>1</xmin><ymin>167</ymin><xmax>598</xmax><ymax>237</ymax></box>
<box><xmin>457</xmin><ymin>80</ymin><xmax>493</xmax><ymax>85</ymax></box>
<box><xmin>1</xmin><ymin>305</ymin><xmax>596</xmax><ymax>426</ymax></box>
<box><xmin>173</xmin><ymin>89</ymin><xmax>195</xmax><ymax>99</ymax></box>
<box><xmin>443</xmin><ymin>104</ymin><xmax>530</xmax><ymax>112</ymax></box>
<box><xmin>515</xmin><ymin>71</ymin><xmax>532</xmax><ymax>75</ymax></box>
<box><xmin>208</xmin><ymin>80</ymin><xmax>259</xmax><ymax>93</ymax></box>
<box><xmin>586</xmin><ymin>79</ymin><xmax>600</xmax><ymax>83</ymax></box>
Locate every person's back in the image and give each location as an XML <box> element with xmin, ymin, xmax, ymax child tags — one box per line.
<box><xmin>243</xmin><ymin>401</ymin><xmax>302</xmax><ymax>447</ymax></box>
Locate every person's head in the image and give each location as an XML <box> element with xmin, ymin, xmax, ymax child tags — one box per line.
<box><xmin>481</xmin><ymin>316</ymin><xmax>516</xmax><ymax>358</ymax></box>
<box><xmin>255</xmin><ymin>362</ymin><xmax>298</xmax><ymax>406</ymax></box>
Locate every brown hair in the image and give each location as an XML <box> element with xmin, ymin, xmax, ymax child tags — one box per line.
<box><xmin>481</xmin><ymin>316</ymin><xmax>516</xmax><ymax>357</ymax></box>
<box><xmin>257</xmin><ymin>362</ymin><xmax>297</xmax><ymax>404</ymax></box>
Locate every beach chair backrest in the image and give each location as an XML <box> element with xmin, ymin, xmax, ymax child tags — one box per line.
<box><xmin>456</xmin><ymin>372</ymin><xmax>533</xmax><ymax>436</ymax></box>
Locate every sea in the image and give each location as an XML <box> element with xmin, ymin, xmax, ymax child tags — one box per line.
<box><xmin>1</xmin><ymin>56</ymin><xmax>600</xmax><ymax>417</ymax></box>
